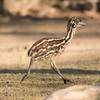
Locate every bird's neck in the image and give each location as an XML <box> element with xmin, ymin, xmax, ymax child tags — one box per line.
<box><xmin>64</xmin><ymin>27</ymin><xmax>76</xmax><ymax>44</ymax></box>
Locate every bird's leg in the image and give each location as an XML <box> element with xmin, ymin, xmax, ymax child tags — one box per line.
<box><xmin>49</xmin><ymin>58</ymin><xmax>71</xmax><ymax>84</ymax></box>
<box><xmin>20</xmin><ymin>58</ymin><xmax>33</xmax><ymax>83</ymax></box>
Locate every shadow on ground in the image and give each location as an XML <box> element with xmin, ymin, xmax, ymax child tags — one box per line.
<box><xmin>0</xmin><ymin>68</ymin><xmax>100</xmax><ymax>75</ymax></box>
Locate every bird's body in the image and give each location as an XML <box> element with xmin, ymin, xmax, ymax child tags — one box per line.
<box><xmin>28</xmin><ymin>23</ymin><xmax>76</xmax><ymax>60</ymax></box>
<box><xmin>21</xmin><ymin>17</ymin><xmax>85</xmax><ymax>84</ymax></box>
<box><xmin>28</xmin><ymin>37</ymin><xmax>66</xmax><ymax>60</ymax></box>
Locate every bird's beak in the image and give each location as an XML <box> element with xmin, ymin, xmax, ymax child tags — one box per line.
<box><xmin>78</xmin><ymin>22</ymin><xmax>86</xmax><ymax>27</ymax></box>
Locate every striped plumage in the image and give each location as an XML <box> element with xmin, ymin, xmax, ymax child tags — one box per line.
<box><xmin>28</xmin><ymin>38</ymin><xmax>65</xmax><ymax>59</ymax></box>
<box><xmin>21</xmin><ymin>17</ymin><xmax>85</xmax><ymax>84</ymax></box>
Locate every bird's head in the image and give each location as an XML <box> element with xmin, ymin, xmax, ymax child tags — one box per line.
<box><xmin>67</xmin><ymin>17</ymin><xmax>85</xmax><ymax>31</ymax></box>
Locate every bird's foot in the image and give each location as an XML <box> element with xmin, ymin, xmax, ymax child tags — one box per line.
<box><xmin>63</xmin><ymin>78</ymin><xmax>73</xmax><ymax>84</ymax></box>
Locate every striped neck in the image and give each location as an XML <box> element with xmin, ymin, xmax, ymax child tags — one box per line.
<box><xmin>64</xmin><ymin>26</ymin><xmax>76</xmax><ymax>44</ymax></box>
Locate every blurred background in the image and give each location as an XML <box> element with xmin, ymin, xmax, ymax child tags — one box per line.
<box><xmin>0</xmin><ymin>0</ymin><xmax>100</xmax><ymax>69</ymax></box>
<box><xmin>1</xmin><ymin>0</ymin><xmax>100</xmax><ymax>18</ymax></box>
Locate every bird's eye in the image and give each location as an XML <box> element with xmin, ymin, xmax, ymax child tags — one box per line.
<box><xmin>72</xmin><ymin>23</ymin><xmax>76</xmax><ymax>28</ymax></box>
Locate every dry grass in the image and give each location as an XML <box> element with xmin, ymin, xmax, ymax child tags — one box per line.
<box><xmin>0</xmin><ymin>68</ymin><xmax>100</xmax><ymax>100</ymax></box>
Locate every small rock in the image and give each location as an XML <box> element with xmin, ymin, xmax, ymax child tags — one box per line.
<box><xmin>45</xmin><ymin>85</ymin><xmax>100</xmax><ymax>100</ymax></box>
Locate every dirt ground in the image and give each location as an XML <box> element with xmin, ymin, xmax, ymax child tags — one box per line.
<box><xmin>0</xmin><ymin>18</ymin><xmax>100</xmax><ymax>100</ymax></box>
<box><xmin>0</xmin><ymin>35</ymin><xmax>100</xmax><ymax>69</ymax></box>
